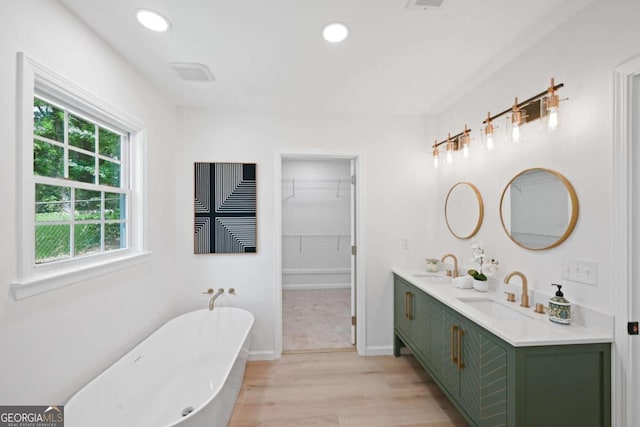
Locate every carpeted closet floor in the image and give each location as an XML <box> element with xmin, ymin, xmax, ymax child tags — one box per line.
<box><xmin>283</xmin><ymin>288</ymin><xmax>353</xmax><ymax>351</ymax></box>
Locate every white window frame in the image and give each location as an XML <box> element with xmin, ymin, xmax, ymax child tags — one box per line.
<box><xmin>11</xmin><ymin>52</ymin><xmax>150</xmax><ymax>300</ymax></box>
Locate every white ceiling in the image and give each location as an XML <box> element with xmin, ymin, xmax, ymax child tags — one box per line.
<box><xmin>60</xmin><ymin>0</ymin><xmax>594</xmax><ymax>115</ymax></box>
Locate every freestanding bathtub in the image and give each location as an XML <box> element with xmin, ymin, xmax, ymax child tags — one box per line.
<box><xmin>66</xmin><ymin>307</ymin><xmax>254</xmax><ymax>427</ymax></box>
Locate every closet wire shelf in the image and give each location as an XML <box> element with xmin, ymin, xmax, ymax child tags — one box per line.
<box><xmin>282</xmin><ymin>234</ymin><xmax>351</xmax><ymax>252</ymax></box>
<box><xmin>282</xmin><ymin>178</ymin><xmax>351</xmax><ymax>200</ymax></box>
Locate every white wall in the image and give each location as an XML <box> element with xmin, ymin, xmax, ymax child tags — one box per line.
<box><xmin>0</xmin><ymin>1</ymin><xmax>178</xmax><ymax>403</ymax></box>
<box><xmin>175</xmin><ymin>111</ymin><xmax>433</xmax><ymax>356</ymax></box>
<box><xmin>282</xmin><ymin>159</ymin><xmax>351</xmax><ymax>289</ymax></box>
<box><xmin>432</xmin><ymin>0</ymin><xmax>640</xmax><ymax>314</ymax></box>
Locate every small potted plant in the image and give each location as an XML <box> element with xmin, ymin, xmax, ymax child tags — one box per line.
<box><xmin>469</xmin><ymin>243</ymin><xmax>498</xmax><ymax>292</ymax></box>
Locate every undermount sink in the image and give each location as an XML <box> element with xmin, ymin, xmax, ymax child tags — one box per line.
<box><xmin>412</xmin><ymin>273</ymin><xmax>451</xmax><ymax>284</ymax></box>
<box><xmin>457</xmin><ymin>298</ymin><xmax>535</xmax><ymax>321</ymax></box>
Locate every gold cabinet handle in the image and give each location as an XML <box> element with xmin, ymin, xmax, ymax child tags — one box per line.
<box><xmin>405</xmin><ymin>292</ymin><xmax>414</xmax><ymax>320</ymax></box>
<box><xmin>457</xmin><ymin>329</ymin><xmax>465</xmax><ymax>370</ymax></box>
<box><xmin>451</xmin><ymin>325</ymin><xmax>458</xmax><ymax>364</ymax></box>
<box><xmin>405</xmin><ymin>292</ymin><xmax>410</xmax><ymax>319</ymax></box>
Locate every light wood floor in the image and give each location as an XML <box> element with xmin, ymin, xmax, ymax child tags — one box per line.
<box><xmin>228</xmin><ymin>350</ymin><xmax>469</xmax><ymax>427</ymax></box>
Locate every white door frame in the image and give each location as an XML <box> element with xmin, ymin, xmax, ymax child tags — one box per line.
<box><xmin>273</xmin><ymin>149</ymin><xmax>366</xmax><ymax>358</ymax></box>
<box><xmin>612</xmin><ymin>56</ymin><xmax>640</xmax><ymax>427</ymax></box>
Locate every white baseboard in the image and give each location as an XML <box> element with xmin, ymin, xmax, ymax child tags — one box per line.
<box><xmin>248</xmin><ymin>350</ymin><xmax>279</xmax><ymax>361</ymax></box>
<box><xmin>364</xmin><ymin>345</ymin><xmax>393</xmax><ymax>356</ymax></box>
<box><xmin>282</xmin><ymin>268</ymin><xmax>350</xmax><ymax>275</ymax></box>
<box><xmin>283</xmin><ymin>283</ymin><xmax>350</xmax><ymax>290</ymax></box>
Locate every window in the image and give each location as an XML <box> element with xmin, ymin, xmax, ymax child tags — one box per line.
<box><xmin>33</xmin><ymin>97</ymin><xmax>129</xmax><ymax>264</ymax></box>
<box><xmin>12</xmin><ymin>53</ymin><xmax>148</xmax><ymax>299</ymax></box>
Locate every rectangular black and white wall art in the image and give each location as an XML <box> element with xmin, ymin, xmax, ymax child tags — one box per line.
<box><xmin>194</xmin><ymin>162</ymin><xmax>257</xmax><ymax>254</ymax></box>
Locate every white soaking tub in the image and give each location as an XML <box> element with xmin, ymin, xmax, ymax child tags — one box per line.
<box><xmin>66</xmin><ymin>307</ymin><xmax>254</xmax><ymax>427</ymax></box>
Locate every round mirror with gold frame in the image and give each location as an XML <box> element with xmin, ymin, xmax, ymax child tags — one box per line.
<box><xmin>500</xmin><ymin>168</ymin><xmax>579</xmax><ymax>250</ymax></box>
<box><xmin>445</xmin><ymin>182</ymin><xmax>484</xmax><ymax>239</ymax></box>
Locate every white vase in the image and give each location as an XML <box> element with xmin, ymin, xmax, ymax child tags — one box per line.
<box><xmin>473</xmin><ymin>279</ymin><xmax>489</xmax><ymax>292</ymax></box>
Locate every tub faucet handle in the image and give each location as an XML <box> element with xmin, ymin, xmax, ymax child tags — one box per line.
<box><xmin>202</xmin><ymin>288</ymin><xmax>214</xmax><ymax>294</ymax></box>
<box><xmin>229</xmin><ymin>288</ymin><xmax>236</xmax><ymax>295</ymax></box>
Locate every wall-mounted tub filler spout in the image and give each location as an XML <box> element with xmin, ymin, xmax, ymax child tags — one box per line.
<box><xmin>504</xmin><ymin>271</ymin><xmax>530</xmax><ymax>308</ymax></box>
<box><xmin>202</xmin><ymin>288</ymin><xmax>225</xmax><ymax>311</ymax></box>
<box><xmin>440</xmin><ymin>253</ymin><xmax>459</xmax><ymax>278</ymax></box>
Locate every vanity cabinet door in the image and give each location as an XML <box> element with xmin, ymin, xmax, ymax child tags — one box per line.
<box><xmin>394</xmin><ymin>276</ymin><xmax>430</xmax><ymax>361</ymax></box>
<box><xmin>459</xmin><ymin>318</ymin><xmax>508</xmax><ymax>427</ymax></box>
<box><xmin>394</xmin><ymin>278</ymin><xmax>414</xmax><ymax>344</ymax></box>
<box><xmin>428</xmin><ymin>300</ymin><xmax>445</xmax><ymax>377</ymax></box>
<box><xmin>410</xmin><ymin>289</ymin><xmax>430</xmax><ymax>359</ymax></box>
<box><xmin>431</xmin><ymin>300</ymin><xmax>508</xmax><ymax>427</ymax></box>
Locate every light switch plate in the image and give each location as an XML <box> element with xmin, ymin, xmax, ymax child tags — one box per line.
<box><xmin>561</xmin><ymin>258</ymin><xmax>597</xmax><ymax>286</ymax></box>
<box><xmin>401</xmin><ymin>237</ymin><xmax>409</xmax><ymax>250</ymax></box>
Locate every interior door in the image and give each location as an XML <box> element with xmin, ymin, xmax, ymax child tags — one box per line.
<box><xmin>350</xmin><ymin>159</ymin><xmax>357</xmax><ymax>345</ymax></box>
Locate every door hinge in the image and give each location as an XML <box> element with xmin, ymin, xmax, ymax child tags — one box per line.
<box><xmin>351</xmin><ymin>175</ymin><xmax>356</xmax><ymax>185</ymax></box>
<box><xmin>352</xmin><ymin>316</ymin><xmax>357</xmax><ymax>326</ymax></box>
<box><xmin>351</xmin><ymin>245</ymin><xmax>357</xmax><ymax>256</ymax></box>
<box><xmin>629</xmin><ymin>322</ymin><xmax>639</xmax><ymax>335</ymax></box>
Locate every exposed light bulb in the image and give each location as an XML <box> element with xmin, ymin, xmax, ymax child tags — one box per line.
<box><xmin>548</xmin><ymin>107</ymin><xmax>559</xmax><ymax>130</ymax></box>
<box><xmin>433</xmin><ymin>155</ymin><xmax>439</xmax><ymax>168</ymax></box>
<box><xmin>446</xmin><ymin>151</ymin><xmax>453</xmax><ymax>164</ymax></box>
<box><xmin>511</xmin><ymin>124</ymin><xmax>520</xmax><ymax>142</ymax></box>
<box><xmin>486</xmin><ymin>134</ymin><xmax>494</xmax><ymax>152</ymax></box>
<box><xmin>462</xmin><ymin>145</ymin><xmax>470</xmax><ymax>158</ymax></box>
<box><xmin>484</xmin><ymin>113</ymin><xmax>495</xmax><ymax>152</ymax></box>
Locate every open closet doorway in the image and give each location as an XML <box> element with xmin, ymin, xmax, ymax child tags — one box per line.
<box><xmin>281</xmin><ymin>158</ymin><xmax>356</xmax><ymax>352</ymax></box>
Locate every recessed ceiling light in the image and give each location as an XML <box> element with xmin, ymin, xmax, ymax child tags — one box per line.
<box><xmin>136</xmin><ymin>9</ymin><xmax>171</xmax><ymax>32</ymax></box>
<box><xmin>322</xmin><ymin>22</ymin><xmax>349</xmax><ymax>43</ymax></box>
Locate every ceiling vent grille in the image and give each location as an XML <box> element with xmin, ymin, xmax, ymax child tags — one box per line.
<box><xmin>169</xmin><ymin>62</ymin><xmax>215</xmax><ymax>82</ymax></box>
<box><xmin>406</xmin><ymin>0</ymin><xmax>446</xmax><ymax>10</ymax></box>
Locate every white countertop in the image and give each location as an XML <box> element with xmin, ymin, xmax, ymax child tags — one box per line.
<box><xmin>393</xmin><ymin>269</ymin><xmax>614</xmax><ymax>347</ymax></box>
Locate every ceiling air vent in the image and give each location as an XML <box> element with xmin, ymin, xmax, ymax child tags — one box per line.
<box><xmin>169</xmin><ymin>62</ymin><xmax>215</xmax><ymax>82</ymax></box>
<box><xmin>406</xmin><ymin>0</ymin><xmax>446</xmax><ymax>10</ymax></box>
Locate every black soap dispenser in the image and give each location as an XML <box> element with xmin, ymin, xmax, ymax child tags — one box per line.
<box><xmin>549</xmin><ymin>284</ymin><xmax>571</xmax><ymax>325</ymax></box>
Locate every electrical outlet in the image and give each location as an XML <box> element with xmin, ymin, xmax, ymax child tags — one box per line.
<box><xmin>401</xmin><ymin>237</ymin><xmax>409</xmax><ymax>250</ymax></box>
<box><xmin>561</xmin><ymin>258</ymin><xmax>597</xmax><ymax>286</ymax></box>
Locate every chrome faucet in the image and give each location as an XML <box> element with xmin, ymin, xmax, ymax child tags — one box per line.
<box><xmin>202</xmin><ymin>288</ymin><xmax>225</xmax><ymax>311</ymax></box>
<box><xmin>504</xmin><ymin>271</ymin><xmax>530</xmax><ymax>308</ymax></box>
<box><xmin>440</xmin><ymin>253</ymin><xmax>459</xmax><ymax>278</ymax></box>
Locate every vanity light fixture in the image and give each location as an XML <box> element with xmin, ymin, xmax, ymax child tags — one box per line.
<box><xmin>322</xmin><ymin>22</ymin><xmax>349</xmax><ymax>43</ymax></box>
<box><xmin>136</xmin><ymin>9</ymin><xmax>171</xmax><ymax>32</ymax></box>
<box><xmin>482</xmin><ymin>112</ymin><xmax>495</xmax><ymax>152</ymax></box>
<box><xmin>433</xmin><ymin>78</ymin><xmax>566</xmax><ymax>169</ymax></box>
<box><xmin>480</xmin><ymin>78</ymin><xmax>566</xmax><ymax>145</ymax></box>
<box><xmin>431</xmin><ymin>128</ymin><xmax>471</xmax><ymax>167</ymax></box>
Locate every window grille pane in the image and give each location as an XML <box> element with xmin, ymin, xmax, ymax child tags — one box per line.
<box><xmin>33</xmin><ymin>98</ymin><xmax>64</xmax><ymax>142</ymax></box>
<box><xmin>69</xmin><ymin>150</ymin><xmax>96</xmax><ymax>183</ymax></box>
<box><xmin>74</xmin><ymin>224</ymin><xmax>101</xmax><ymax>256</ymax></box>
<box><xmin>35</xmin><ymin>184</ymin><xmax>71</xmax><ymax>221</ymax></box>
<box><xmin>35</xmin><ymin>224</ymin><xmax>70</xmax><ymax>264</ymax></box>
<box><xmin>105</xmin><ymin>223</ymin><xmax>126</xmax><ymax>251</ymax></box>
<box><xmin>99</xmin><ymin>159</ymin><xmax>120</xmax><ymax>187</ymax></box>
<box><xmin>75</xmin><ymin>189</ymin><xmax>101</xmax><ymax>220</ymax></box>
<box><xmin>99</xmin><ymin>127</ymin><xmax>121</xmax><ymax>160</ymax></box>
<box><xmin>105</xmin><ymin>192</ymin><xmax>125</xmax><ymax>220</ymax></box>
<box><xmin>34</xmin><ymin>140</ymin><xmax>64</xmax><ymax>178</ymax></box>
<box><xmin>68</xmin><ymin>114</ymin><xmax>96</xmax><ymax>152</ymax></box>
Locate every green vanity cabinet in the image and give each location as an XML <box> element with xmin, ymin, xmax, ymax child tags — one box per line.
<box><xmin>393</xmin><ymin>274</ymin><xmax>611</xmax><ymax>427</ymax></box>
